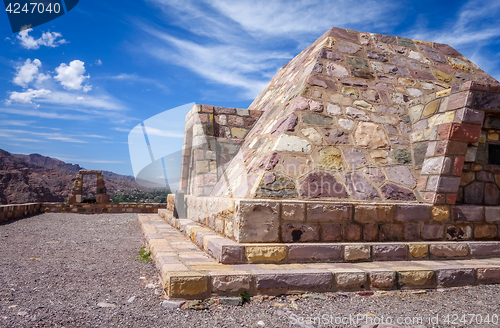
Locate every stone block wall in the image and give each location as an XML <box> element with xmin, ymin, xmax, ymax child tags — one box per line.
<box><xmin>179</xmin><ymin>105</ymin><xmax>262</xmax><ymax>197</ymax></box>
<box><xmin>0</xmin><ymin>203</ymin><xmax>42</xmax><ymax>223</ymax></box>
<box><xmin>186</xmin><ymin>196</ymin><xmax>500</xmax><ymax>243</ymax></box>
<box><xmin>409</xmin><ymin>81</ymin><xmax>500</xmax><ymax>205</ymax></box>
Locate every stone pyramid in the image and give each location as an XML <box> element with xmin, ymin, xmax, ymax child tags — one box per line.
<box><xmin>208</xmin><ymin>26</ymin><xmax>499</xmax><ymax>203</ymax></box>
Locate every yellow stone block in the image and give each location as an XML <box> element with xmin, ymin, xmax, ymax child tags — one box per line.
<box><xmin>245</xmin><ymin>245</ymin><xmax>287</xmax><ymax>263</ymax></box>
<box><xmin>422</xmin><ymin>99</ymin><xmax>440</xmax><ymax>117</ymax></box>
<box><xmin>209</xmin><ymin>114</ymin><xmax>213</xmax><ymax>123</ymax></box>
<box><xmin>409</xmin><ymin>244</ymin><xmax>429</xmax><ymax>258</ymax></box>
<box><xmin>431</xmin><ymin>206</ymin><xmax>450</xmax><ymax>222</ymax></box>
<box><xmin>163</xmin><ymin>271</ymin><xmax>208</xmax><ymax>298</ymax></box>
<box><xmin>443</xmin><ymin>111</ymin><xmax>455</xmax><ymax>123</ymax></box>
<box><xmin>488</xmin><ymin>132</ymin><xmax>499</xmax><ymax>141</ymax></box>
<box><xmin>397</xmin><ymin>269</ymin><xmax>434</xmax><ymax>287</ymax></box>
<box><xmin>433</xmin><ymin>70</ymin><xmax>453</xmax><ymax>83</ymax></box>
<box><xmin>161</xmin><ymin>263</ymin><xmax>189</xmax><ymax>273</ymax></box>
<box><xmin>460</xmin><ymin>172</ymin><xmax>475</xmax><ymax>186</ymax></box>
<box><xmin>231</xmin><ymin>127</ymin><xmax>248</xmax><ymax>139</ymax></box>
<box><xmin>436</xmin><ymin>89</ymin><xmax>451</xmax><ymax>97</ymax></box>
<box><xmin>190</xmin><ymin>226</ymin><xmax>212</xmax><ymax>242</ymax></box>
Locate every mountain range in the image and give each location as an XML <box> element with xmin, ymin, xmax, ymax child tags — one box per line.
<box><xmin>0</xmin><ymin>148</ymin><xmax>153</xmax><ymax>204</ymax></box>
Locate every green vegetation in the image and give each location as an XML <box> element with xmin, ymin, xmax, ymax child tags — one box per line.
<box><xmin>111</xmin><ymin>188</ymin><xmax>171</xmax><ymax>203</ymax></box>
<box><xmin>240</xmin><ymin>291</ymin><xmax>251</xmax><ymax>304</ymax></box>
<box><xmin>134</xmin><ymin>246</ymin><xmax>153</xmax><ymax>263</ymax></box>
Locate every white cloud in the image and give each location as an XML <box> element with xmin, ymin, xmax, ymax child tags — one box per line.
<box><xmin>141</xmin><ymin>0</ymin><xmax>398</xmax><ymax>99</ymax></box>
<box><xmin>0</xmin><ymin>128</ymin><xmax>87</xmax><ymax>143</ymax></box>
<box><xmin>95</xmin><ymin>59</ymin><xmax>102</xmax><ymax>65</ymax></box>
<box><xmin>17</xmin><ymin>28</ymin><xmax>68</xmax><ymax>50</ymax></box>
<box><xmin>8</xmin><ymin>88</ymin><xmax>51</xmax><ymax>104</ymax></box>
<box><xmin>0</xmin><ymin>120</ymin><xmax>34</xmax><ymax>126</ymax></box>
<box><xmin>54</xmin><ymin>60</ymin><xmax>92</xmax><ymax>92</ymax></box>
<box><xmin>13</xmin><ymin>59</ymin><xmax>48</xmax><ymax>88</ymax></box>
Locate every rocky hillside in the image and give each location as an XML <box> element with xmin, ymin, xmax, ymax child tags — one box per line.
<box><xmin>0</xmin><ymin>149</ymin><xmax>150</xmax><ymax>204</ymax></box>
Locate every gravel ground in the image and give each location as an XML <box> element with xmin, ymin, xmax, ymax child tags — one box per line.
<box><xmin>1</xmin><ymin>213</ymin><xmax>500</xmax><ymax>328</ymax></box>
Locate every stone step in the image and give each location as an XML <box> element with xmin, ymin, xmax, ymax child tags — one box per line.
<box><xmin>139</xmin><ymin>213</ymin><xmax>500</xmax><ymax>300</ymax></box>
<box><xmin>156</xmin><ymin>210</ymin><xmax>500</xmax><ymax>265</ymax></box>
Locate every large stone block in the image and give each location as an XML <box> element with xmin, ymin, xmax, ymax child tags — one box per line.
<box><xmin>288</xmin><ymin>244</ymin><xmax>342</xmax><ymax>262</ymax></box>
<box><xmin>452</xmin><ymin>205</ymin><xmax>484</xmax><ymax>222</ymax></box>
<box><xmin>354</xmin><ymin>205</ymin><xmax>394</xmax><ymax>223</ymax></box>
<box><xmin>469</xmin><ymin>242</ymin><xmax>500</xmax><ymax>257</ymax></box>
<box><xmin>344</xmin><ymin>244</ymin><xmax>371</xmax><ymax>261</ymax></box>
<box><xmin>430</xmin><ymin>243</ymin><xmax>469</xmax><ymax>258</ymax></box>
<box><xmin>331</xmin><ymin>269</ymin><xmax>367</xmax><ymax>291</ymax></box>
<box><xmin>210</xmin><ymin>271</ymin><xmax>252</xmax><ymax>295</ymax></box>
<box><xmin>254</xmin><ymin>270</ymin><xmax>332</xmax><ymax>293</ymax></box>
<box><xmin>395</xmin><ymin>204</ymin><xmax>431</xmax><ymax>222</ymax></box>
<box><xmin>367</xmin><ymin>269</ymin><xmax>397</xmax><ymax>289</ymax></box>
<box><xmin>476</xmin><ymin>267</ymin><xmax>500</xmax><ymax>284</ymax></box>
<box><xmin>281</xmin><ymin>202</ymin><xmax>305</xmax><ymax>222</ymax></box>
<box><xmin>397</xmin><ymin>269</ymin><xmax>435</xmax><ymax>289</ymax></box>
<box><xmin>436</xmin><ymin>268</ymin><xmax>474</xmax><ymax>287</ymax></box>
<box><xmin>163</xmin><ymin>272</ymin><xmax>208</xmax><ymax>299</ymax></box>
<box><xmin>307</xmin><ymin>203</ymin><xmax>352</xmax><ymax>222</ymax></box>
<box><xmin>245</xmin><ymin>245</ymin><xmax>287</xmax><ymax>263</ymax></box>
<box><xmin>372</xmin><ymin>244</ymin><xmax>408</xmax><ymax>260</ymax></box>
<box><xmin>281</xmin><ymin>223</ymin><xmax>320</xmax><ymax>242</ymax></box>
<box><xmin>234</xmin><ymin>201</ymin><xmax>280</xmax><ymax>243</ymax></box>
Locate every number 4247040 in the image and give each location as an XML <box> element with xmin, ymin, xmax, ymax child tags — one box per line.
<box><xmin>5</xmin><ymin>2</ymin><xmax>61</xmax><ymax>14</ymax></box>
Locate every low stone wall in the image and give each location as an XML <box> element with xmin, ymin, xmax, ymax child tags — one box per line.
<box><xmin>0</xmin><ymin>202</ymin><xmax>169</xmax><ymax>223</ymax></box>
<box><xmin>0</xmin><ymin>203</ymin><xmax>42</xmax><ymax>223</ymax></box>
<box><xmin>186</xmin><ymin>196</ymin><xmax>500</xmax><ymax>243</ymax></box>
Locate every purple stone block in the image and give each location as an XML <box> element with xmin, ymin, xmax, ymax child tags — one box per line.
<box><xmin>452</xmin><ymin>205</ymin><xmax>484</xmax><ymax>222</ymax></box>
<box><xmin>288</xmin><ymin>244</ymin><xmax>342</xmax><ymax>262</ymax></box>
<box><xmin>372</xmin><ymin>244</ymin><xmax>408</xmax><ymax>260</ymax></box>
<box><xmin>395</xmin><ymin>204</ymin><xmax>431</xmax><ymax>222</ymax></box>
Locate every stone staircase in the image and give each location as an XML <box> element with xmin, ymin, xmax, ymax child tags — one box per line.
<box><xmin>138</xmin><ymin>210</ymin><xmax>500</xmax><ymax>300</ymax></box>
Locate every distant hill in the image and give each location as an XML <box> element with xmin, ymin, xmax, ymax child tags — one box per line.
<box><xmin>0</xmin><ymin>149</ymin><xmax>155</xmax><ymax>205</ymax></box>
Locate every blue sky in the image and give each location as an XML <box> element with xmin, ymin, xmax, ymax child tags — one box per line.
<box><xmin>1</xmin><ymin>0</ymin><xmax>499</xmax><ymax>176</ymax></box>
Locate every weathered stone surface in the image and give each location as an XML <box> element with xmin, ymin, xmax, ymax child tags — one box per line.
<box><xmin>325</xmin><ymin>62</ymin><xmax>349</xmax><ymax>77</ymax></box>
<box><xmin>355</xmin><ymin>122</ymin><xmax>388</xmax><ymax>149</ymax></box>
<box><xmin>352</xmin><ymin>68</ymin><xmax>375</xmax><ymax>79</ymax></box>
<box><xmin>432</xmin><ymin>206</ymin><xmax>450</xmax><ymax>222</ymax></box>
<box><xmin>344</xmin><ymin>172</ymin><xmax>381</xmax><ymax>200</ymax></box>
<box><xmin>473</xmin><ymin>92</ymin><xmax>500</xmax><ymax>111</ymax></box>
<box><xmin>306</xmin><ymin>74</ymin><xmax>337</xmax><ymax>90</ymax></box>
<box><xmin>316</xmin><ymin>47</ymin><xmax>344</xmax><ymax>61</ymax></box>
<box><xmin>397</xmin><ymin>270</ymin><xmax>434</xmax><ymax>288</ymax></box>
<box><xmin>323</xmin><ymin>128</ymin><xmax>350</xmax><ymax>145</ymax></box>
<box><xmin>301</xmin><ymin>127</ymin><xmax>323</xmax><ymax>145</ymax></box>
<box><xmin>338</xmin><ymin>118</ymin><xmax>355</xmax><ymax>130</ymax></box>
<box><xmin>381</xmin><ymin>184</ymin><xmax>416</xmax><ymax>201</ymax></box>
<box><xmin>366</xmin><ymin>50</ymin><xmax>388</xmax><ymax>62</ymax></box>
<box><xmin>463</xmin><ymin>181</ymin><xmax>484</xmax><ymax>204</ymax></box>
<box><xmin>446</xmin><ymin>225</ymin><xmax>472</xmax><ymax>241</ymax></box>
<box><xmin>368</xmin><ymin>270</ymin><xmax>397</xmax><ymax>289</ymax></box>
<box><xmin>363</xmin><ymin>224</ymin><xmax>379</xmax><ymax>241</ymax></box>
<box><xmin>404</xmin><ymin>224</ymin><xmax>420</xmax><ymax>241</ymax></box>
<box><xmin>354</xmin><ymin>205</ymin><xmax>394</xmax><ymax>223</ymax></box>
<box><xmin>320</xmin><ymin>223</ymin><xmax>342</xmax><ymax>241</ymax></box>
<box><xmin>385</xmin><ymin>166</ymin><xmax>417</xmax><ymax>187</ymax></box>
<box><xmin>326</xmin><ymin>103</ymin><xmax>342</xmax><ymax>115</ymax></box>
<box><xmin>409</xmin><ymin>243</ymin><xmax>428</xmax><ymax>258</ymax></box>
<box><xmin>422</xmin><ymin>225</ymin><xmax>444</xmax><ymax>240</ymax></box>
<box><xmin>234</xmin><ymin>201</ymin><xmax>280</xmax><ymax>243</ymax></box>
<box><xmin>379</xmin><ymin>224</ymin><xmax>404</xmax><ymax>241</ymax></box>
<box><xmin>343</xmin><ymin>148</ymin><xmax>367</xmax><ymax>169</ymax></box>
<box><xmin>273</xmin><ymin>135</ymin><xmax>311</xmax><ymax>153</ymax></box>
<box><xmin>255</xmin><ymin>174</ymin><xmax>297</xmax><ymax>198</ymax></box>
<box><xmin>254</xmin><ymin>270</ymin><xmax>332</xmax><ymax>292</ymax></box>
<box><xmin>469</xmin><ymin>242</ymin><xmax>500</xmax><ymax>257</ymax></box>
<box><xmin>281</xmin><ymin>223</ymin><xmax>319</xmax><ymax>242</ymax></box>
<box><xmin>164</xmin><ymin>272</ymin><xmax>208</xmax><ymax>298</ymax></box>
<box><xmin>395</xmin><ymin>204</ymin><xmax>430</xmax><ymax>222</ymax></box>
<box><xmin>302</xmin><ymin>113</ymin><xmax>335</xmax><ymax>126</ymax></box>
<box><xmin>363</xmin><ymin>167</ymin><xmax>386</xmax><ymax>185</ymax></box>
<box><xmin>337</xmin><ymin>40</ymin><xmax>362</xmax><ymax>54</ymax></box>
<box><xmin>372</xmin><ymin>244</ymin><xmax>407</xmax><ymax>261</ymax></box>
<box><xmin>245</xmin><ymin>245</ymin><xmax>287</xmax><ymax>263</ymax></box>
<box><xmin>344</xmin><ymin>245</ymin><xmax>371</xmax><ymax>261</ymax></box>
<box><xmin>346</xmin><ymin>106</ymin><xmax>370</xmax><ymax>121</ymax></box>
<box><xmin>477</xmin><ymin>267</ymin><xmax>500</xmax><ymax>284</ymax></box>
<box><xmin>413</xmin><ymin>142</ymin><xmax>428</xmax><ymax>167</ymax></box>
<box><xmin>436</xmin><ymin>268</ymin><xmax>474</xmax><ymax>287</ymax></box>
<box><xmin>430</xmin><ymin>243</ymin><xmax>469</xmax><ymax>258</ymax></box>
<box><xmin>307</xmin><ymin>203</ymin><xmax>352</xmax><ymax>222</ymax></box>
<box><xmin>282</xmin><ymin>202</ymin><xmax>305</xmax><ymax>222</ymax></box>
<box><xmin>333</xmin><ymin>270</ymin><xmax>367</xmax><ymax>290</ymax></box>
<box><xmin>392</xmin><ymin>148</ymin><xmax>412</xmax><ymax>164</ymax></box>
<box><xmin>288</xmin><ymin>244</ymin><xmax>342</xmax><ymax>262</ymax></box>
<box><xmin>485</xmin><ymin>207</ymin><xmax>500</xmax><ymax>222</ymax></box>
<box><xmin>474</xmin><ymin>225</ymin><xmax>498</xmax><ymax>239</ymax></box>
<box><xmin>419</xmin><ymin>44</ymin><xmax>446</xmax><ymax>63</ymax></box>
<box><xmin>300</xmin><ymin>173</ymin><xmax>349</xmax><ymax>199</ymax></box>
<box><xmin>452</xmin><ymin>205</ymin><xmax>484</xmax><ymax>222</ymax></box>
<box><xmin>211</xmin><ymin>272</ymin><xmax>252</xmax><ymax>294</ymax></box>
<box><xmin>348</xmin><ymin>56</ymin><xmax>369</xmax><ymax>68</ymax></box>
<box><xmin>317</xmin><ymin>147</ymin><xmax>343</xmax><ymax>170</ymax></box>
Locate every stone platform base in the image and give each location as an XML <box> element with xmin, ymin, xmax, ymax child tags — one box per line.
<box><xmin>139</xmin><ymin>212</ymin><xmax>500</xmax><ymax>300</ymax></box>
